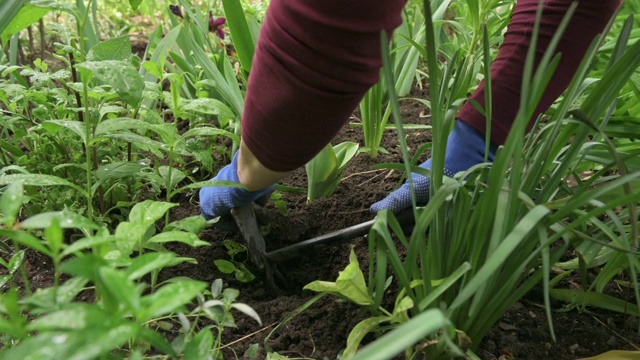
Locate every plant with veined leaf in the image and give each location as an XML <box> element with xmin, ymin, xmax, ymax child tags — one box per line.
<box><xmin>305</xmin><ymin>141</ymin><xmax>359</xmax><ymax>203</ymax></box>
<box><xmin>0</xmin><ymin>181</ymin><xmax>261</xmax><ymax>358</ymax></box>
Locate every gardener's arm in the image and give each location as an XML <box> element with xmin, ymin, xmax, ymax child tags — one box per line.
<box><xmin>200</xmin><ymin>0</ymin><xmax>406</xmax><ymax>219</ymax></box>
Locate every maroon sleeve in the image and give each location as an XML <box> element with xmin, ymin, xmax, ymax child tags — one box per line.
<box><xmin>457</xmin><ymin>0</ymin><xmax>622</xmax><ymax>146</ymax></box>
<box><xmin>241</xmin><ymin>0</ymin><xmax>406</xmax><ymax>172</ymax></box>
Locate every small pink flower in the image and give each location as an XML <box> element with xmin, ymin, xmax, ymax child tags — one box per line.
<box><xmin>209</xmin><ymin>12</ymin><xmax>226</xmax><ymax>39</ymax></box>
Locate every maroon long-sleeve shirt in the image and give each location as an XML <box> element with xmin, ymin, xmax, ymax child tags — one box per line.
<box><xmin>241</xmin><ymin>0</ymin><xmax>621</xmax><ymax>172</ymax></box>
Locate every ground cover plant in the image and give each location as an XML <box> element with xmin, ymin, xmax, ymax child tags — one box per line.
<box><xmin>0</xmin><ymin>0</ymin><xmax>640</xmax><ymax>359</ymax></box>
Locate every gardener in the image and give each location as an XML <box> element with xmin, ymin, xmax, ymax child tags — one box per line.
<box><xmin>199</xmin><ymin>0</ymin><xmax>622</xmax><ymax>220</ymax></box>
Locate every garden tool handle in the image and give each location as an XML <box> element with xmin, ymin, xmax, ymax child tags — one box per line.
<box><xmin>230</xmin><ymin>203</ymin><xmax>267</xmax><ymax>269</ymax></box>
<box><xmin>265</xmin><ymin>209</ymin><xmax>415</xmax><ymax>263</ymax></box>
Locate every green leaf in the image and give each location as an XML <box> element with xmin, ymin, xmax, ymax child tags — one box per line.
<box><xmin>1</xmin><ymin>4</ymin><xmax>48</xmax><ymax>44</ymax></box>
<box><xmin>42</xmin><ymin>120</ymin><xmax>87</xmax><ymax>143</ymax></box>
<box><xmin>44</xmin><ymin>217</ymin><xmax>63</xmax><ymax>257</ymax></box>
<box><xmin>140</xmin><ymin>280</ymin><xmax>207</xmax><ymax>321</ymax></box>
<box><xmin>181</xmin><ymin>98</ymin><xmax>235</xmax><ymax>118</ymax></box>
<box><xmin>350</xmin><ymin>309</ymin><xmax>452</xmax><ymax>360</ymax></box>
<box><xmin>60</xmin><ymin>255</ymin><xmax>107</xmax><ymax>282</ymax></box>
<box><xmin>0</xmin><ymin>229</ymin><xmax>50</xmax><ymax>256</ymax></box>
<box><xmin>342</xmin><ymin>316</ymin><xmax>390</xmax><ymax>359</ymax></box>
<box><xmin>183</xmin><ymin>328</ymin><xmax>214</xmax><ymax>360</ymax></box>
<box><xmin>98</xmin><ymin>266</ymin><xmax>140</xmax><ymax>314</ymax></box>
<box><xmin>147</xmin><ymin>231</ymin><xmax>209</xmax><ymax>247</ymax></box>
<box><xmin>165</xmin><ymin>215</ymin><xmax>207</xmax><ymax>234</ymax></box>
<box><xmin>129</xmin><ymin>200</ymin><xmax>177</xmax><ymax>226</ymax></box>
<box><xmin>214</xmin><ymin>259</ymin><xmax>236</xmax><ymax>274</ymax></box>
<box><xmin>61</xmin><ymin>235</ymin><xmax>115</xmax><ymax>257</ymax></box>
<box><xmin>222</xmin><ymin>0</ymin><xmax>255</xmax><ymax>74</ymax></box>
<box><xmin>0</xmin><ymin>174</ymin><xmax>87</xmax><ymax>197</ymax></box>
<box><xmin>158</xmin><ymin>166</ymin><xmax>186</xmax><ymax>191</ymax></box>
<box><xmin>234</xmin><ymin>262</ymin><xmax>255</xmax><ymax>283</ymax></box>
<box><xmin>0</xmin><ymin>325</ymin><xmax>137</xmax><ymax>360</ymax></box>
<box><xmin>20</xmin><ymin>277</ymin><xmax>88</xmax><ymax>312</ymax></box>
<box><xmin>96</xmin><ymin>161</ymin><xmax>145</xmax><ymax>181</ymax></box>
<box><xmin>0</xmin><ymin>181</ymin><xmax>24</xmax><ymax>227</ymax></box>
<box><xmin>550</xmin><ymin>289</ymin><xmax>640</xmax><ymax>316</ymax></box>
<box><xmin>128</xmin><ymin>0</ymin><xmax>143</xmax><ymax>11</ymax></box>
<box><xmin>75</xmin><ymin>60</ymin><xmax>144</xmax><ymax>107</ymax></box>
<box><xmin>304</xmin><ymin>247</ymin><xmax>373</xmax><ymax>306</ymax></box>
<box><xmin>20</xmin><ymin>210</ymin><xmax>100</xmax><ymax>230</ymax></box>
<box><xmin>87</xmin><ymin>36</ymin><xmax>132</xmax><ymax>61</ymax></box>
<box><xmin>28</xmin><ymin>303</ymin><xmax>113</xmax><ymax>331</ymax></box>
<box><xmin>0</xmin><ymin>0</ymin><xmax>25</xmax><ymax>37</ymax></box>
<box><xmin>579</xmin><ymin>351</ymin><xmax>640</xmax><ymax>360</ymax></box>
<box><xmin>125</xmin><ymin>252</ymin><xmax>177</xmax><ymax>281</ymax></box>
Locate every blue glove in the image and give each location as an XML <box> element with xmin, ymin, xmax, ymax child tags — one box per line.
<box><xmin>199</xmin><ymin>151</ymin><xmax>274</xmax><ymax>220</ymax></box>
<box><xmin>370</xmin><ymin>120</ymin><xmax>497</xmax><ymax>213</ymax></box>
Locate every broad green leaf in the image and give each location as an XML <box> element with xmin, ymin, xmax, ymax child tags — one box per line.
<box><xmin>125</xmin><ymin>252</ymin><xmax>177</xmax><ymax>281</ymax></box>
<box><xmin>86</xmin><ymin>36</ymin><xmax>132</xmax><ymax>62</ymax></box>
<box><xmin>129</xmin><ymin>200</ymin><xmax>177</xmax><ymax>226</ymax></box>
<box><xmin>28</xmin><ymin>303</ymin><xmax>112</xmax><ymax>331</ymax></box>
<box><xmin>147</xmin><ymin>231</ymin><xmax>209</xmax><ymax>247</ymax></box>
<box><xmin>96</xmin><ymin>161</ymin><xmax>145</xmax><ymax>181</ymax></box>
<box><xmin>60</xmin><ymin>255</ymin><xmax>108</xmax><ymax>282</ymax></box>
<box><xmin>0</xmin><ymin>229</ymin><xmax>50</xmax><ymax>256</ymax></box>
<box><xmin>0</xmin><ymin>174</ymin><xmax>87</xmax><ymax>196</ymax></box>
<box><xmin>0</xmin><ymin>325</ymin><xmax>137</xmax><ymax>360</ymax></box>
<box><xmin>75</xmin><ymin>60</ymin><xmax>144</xmax><ymax>107</ymax></box>
<box><xmin>98</xmin><ymin>267</ymin><xmax>140</xmax><ymax>314</ymax></box>
<box><xmin>183</xmin><ymin>328</ymin><xmax>214</xmax><ymax>360</ymax></box>
<box><xmin>305</xmin><ymin>143</ymin><xmax>338</xmax><ymax>202</ymax></box>
<box><xmin>334</xmin><ymin>248</ymin><xmax>373</xmax><ymax>305</ymax></box>
<box><xmin>137</xmin><ymin>327</ymin><xmax>177</xmax><ymax>356</ymax></box>
<box><xmin>350</xmin><ymin>309</ymin><xmax>451</xmax><ymax>360</ymax></box>
<box><xmin>7</xmin><ymin>250</ymin><xmax>25</xmax><ymax>275</ymax></box>
<box><xmin>42</xmin><ymin>120</ymin><xmax>87</xmax><ymax>142</ymax></box>
<box><xmin>390</xmin><ymin>296</ymin><xmax>413</xmax><ymax>325</ymax></box>
<box><xmin>0</xmin><ymin>181</ymin><xmax>24</xmax><ymax>227</ymax></box>
<box><xmin>61</xmin><ymin>235</ymin><xmax>114</xmax><ymax>257</ymax></box>
<box><xmin>342</xmin><ymin>316</ymin><xmax>389</xmax><ymax>359</ymax></box>
<box><xmin>20</xmin><ymin>277</ymin><xmax>88</xmax><ymax>311</ymax></box>
<box><xmin>181</xmin><ymin>98</ymin><xmax>235</xmax><ymax>118</ymax></box>
<box><xmin>0</xmin><ymin>0</ymin><xmax>25</xmax><ymax>37</ymax></box>
<box><xmin>304</xmin><ymin>247</ymin><xmax>372</xmax><ymax>306</ymax></box>
<box><xmin>20</xmin><ymin>210</ymin><xmax>99</xmax><ymax>230</ymax></box>
<box><xmin>333</xmin><ymin>141</ymin><xmax>359</xmax><ymax>169</ymax></box>
<box><xmin>165</xmin><ymin>215</ymin><xmax>207</xmax><ymax>234</ymax></box>
<box><xmin>178</xmin><ymin>126</ymin><xmax>239</xmax><ymax>144</ymax></box>
<box><xmin>214</xmin><ymin>259</ymin><xmax>235</xmax><ymax>274</ymax></box>
<box><xmin>1</xmin><ymin>4</ymin><xmax>48</xmax><ymax>44</ymax></box>
<box><xmin>114</xmin><ymin>222</ymin><xmax>148</xmax><ymax>253</ymax></box>
<box><xmin>140</xmin><ymin>280</ymin><xmax>207</xmax><ymax>321</ymax></box>
<box><xmin>234</xmin><ymin>262</ymin><xmax>255</xmax><ymax>283</ymax></box>
<box><xmin>158</xmin><ymin>166</ymin><xmax>186</xmax><ymax>191</ymax></box>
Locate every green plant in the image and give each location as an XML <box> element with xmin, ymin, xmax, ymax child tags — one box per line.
<box><xmin>304</xmin><ymin>2</ymin><xmax>640</xmax><ymax>359</ymax></box>
<box><xmin>304</xmin><ymin>141</ymin><xmax>359</xmax><ymax>203</ymax></box>
<box><xmin>0</xmin><ymin>181</ymin><xmax>261</xmax><ymax>358</ymax></box>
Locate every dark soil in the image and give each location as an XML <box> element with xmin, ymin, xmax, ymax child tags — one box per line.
<box><xmin>157</xmin><ymin>85</ymin><xmax>640</xmax><ymax>360</ymax></box>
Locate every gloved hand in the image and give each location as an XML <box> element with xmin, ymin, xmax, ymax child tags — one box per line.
<box><xmin>199</xmin><ymin>151</ymin><xmax>274</xmax><ymax>220</ymax></box>
<box><xmin>370</xmin><ymin>120</ymin><xmax>497</xmax><ymax>213</ymax></box>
